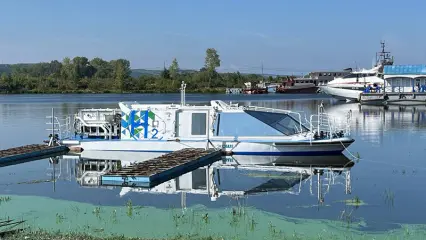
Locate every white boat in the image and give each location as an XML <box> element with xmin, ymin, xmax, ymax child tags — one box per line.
<box><xmin>52</xmin><ymin>82</ymin><xmax>354</xmax><ymax>162</ymax></box>
<box><xmin>319</xmin><ymin>41</ymin><xmax>394</xmax><ymax>102</ymax></box>
<box><xmin>319</xmin><ymin>66</ymin><xmax>385</xmax><ymax>102</ymax></box>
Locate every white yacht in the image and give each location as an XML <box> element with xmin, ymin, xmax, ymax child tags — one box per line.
<box><xmin>319</xmin><ymin>41</ymin><xmax>394</xmax><ymax>102</ymax></box>
<box><xmin>319</xmin><ymin>66</ymin><xmax>385</xmax><ymax>102</ymax></box>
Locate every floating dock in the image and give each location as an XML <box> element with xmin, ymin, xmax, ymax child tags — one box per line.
<box><xmin>0</xmin><ymin>144</ymin><xmax>69</xmax><ymax>164</ymax></box>
<box><xmin>360</xmin><ymin>92</ymin><xmax>426</xmax><ymax>106</ymax></box>
<box><xmin>101</xmin><ymin>148</ymin><xmax>222</xmax><ymax>188</ymax></box>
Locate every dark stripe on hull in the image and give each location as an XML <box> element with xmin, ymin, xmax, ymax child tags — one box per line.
<box><xmin>328</xmin><ymin>86</ymin><xmax>366</xmax><ymax>91</ymax></box>
<box><xmin>234</xmin><ymin>150</ymin><xmax>343</xmax><ymax>156</ymax></box>
<box><xmin>276</xmin><ymin>87</ymin><xmax>318</xmax><ymax>94</ymax></box>
<box><xmin>100</xmin><ymin>149</ymin><xmax>345</xmax><ymax>156</ymax></box>
<box><xmin>274</xmin><ymin>139</ymin><xmax>354</xmax><ymax>146</ymax></box>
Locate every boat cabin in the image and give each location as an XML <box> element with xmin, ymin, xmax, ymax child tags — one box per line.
<box><xmin>116</xmin><ymin>101</ymin><xmax>311</xmax><ymax>141</ymax></box>
<box><xmin>304</xmin><ymin>70</ymin><xmax>352</xmax><ymax>86</ymax></box>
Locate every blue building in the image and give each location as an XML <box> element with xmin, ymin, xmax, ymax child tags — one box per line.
<box><xmin>383</xmin><ymin>65</ymin><xmax>426</xmax><ymax>93</ymax></box>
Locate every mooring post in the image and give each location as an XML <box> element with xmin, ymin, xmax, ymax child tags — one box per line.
<box><xmin>52</xmin><ymin>108</ymin><xmax>54</xmax><ymax>143</ymax></box>
<box><xmin>206</xmin><ymin>109</ymin><xmax>210</xmax><ymax>150</ymax></box>
<box><xmin>48</xmin><ymin>108</ymin><xmax>55</xmax><ymax>146</ymax></box>
<box><xmin>317</xmin><ymin>171</ymin><xmax>321</xmax><ymax>203</ymax></box>
<box><xmin>206</xmin><ymin>165</ymin><xmax>210</xmax><ymax>196</ymax></box>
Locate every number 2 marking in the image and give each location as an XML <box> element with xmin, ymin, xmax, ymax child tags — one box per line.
<box><xmin>152</xmin><ymin>128</ymin><xmax>158</xmax><ymax>139</ymax></box>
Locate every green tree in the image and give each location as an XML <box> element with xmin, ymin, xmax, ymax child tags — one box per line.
<box><xmin>204</xmin><ymin>48</ymin><xmax>220</xmax><ymax>72</ymax></box>
<box><xmin>60</xmin><ymin>57</ymin><xmax>76</xmax><ymax>80</ymax></box>
<box><xmin>90</xmin><ymin>57</ymin><xmax>113</xmax><ymax>79</ymax></box>
<box><xmin>204</xmin><ymin>48</ymin><xmax>221</xmax><ymax>87</ymax></box>
<box><xmin>110</xmin><ymin>59</ymin><xmax>131</xmax><ymax>92</ymax></box>
<box><xmin>160</xmin><ymin>67</ymin><xmax>170</xmax><ymax>79</ymax></box>
<box><xmin>168</xmin><ymin>58</ymin><xmax>179</xmax><ymax>80</ymax></box>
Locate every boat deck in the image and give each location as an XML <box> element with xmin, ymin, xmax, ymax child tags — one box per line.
<box><xmin>0</xmin><ymin>144</ymin><xmax>69</xmax><ymax>165</ymax></box>
<box><xmin>101</xmin><ymin>148</ymin><xmax>222</xmax><ymax>188</ymax></box>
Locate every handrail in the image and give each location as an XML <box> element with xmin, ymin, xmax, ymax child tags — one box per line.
<box><xmin>75</xmin><ymin>116</ymin><xmax>110</xmax><ymax>139</ymax></box>
<box><xmin>308</xmin><ymin>108</ymin><xmax>352</xmax><ymax>140</ymax></box>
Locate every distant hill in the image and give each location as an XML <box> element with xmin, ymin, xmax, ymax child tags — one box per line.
<box><xmin>130</xmin><ymin>68</ymin><xmax>198</xmax><ymax>78</ymax></box>
<box><xmin>130</xmin><ymin>69</ymin><xmax>163</xmax><ymax>77</ymax></box>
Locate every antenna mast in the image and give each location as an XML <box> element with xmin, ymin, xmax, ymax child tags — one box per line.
<box><xmin>375</xmin><ymin>41</ymin><xmax>394</xmax><ymax>70</ymax></box>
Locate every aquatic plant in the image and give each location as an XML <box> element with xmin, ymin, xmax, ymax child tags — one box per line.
<box><xmin>126</xmin><ymin>199</ymin><xmax>133</xmax><ymax>217</ymax></box>
<box><xmin>92</xmin><ymin>206</ymin><xmax>101</xmax><ymax>219</ymax></box>
<box><xmin>202</xmin><ymin>213</ymin><xmax>209</xmax><ymax>224</ymax></box>
<box><xmin>339</xmin><ymin>208</ymin><xmax>354</xmax><ymax>228</ymax></box>
<box><xmin>111</xmin><ymin>209</ymin><xmax>118</xmax><ymax>224</ymax></box>
<box><xmin>383</xmin><ymin>188</ymin><xmax>395</xmax><ymax>208</ymax></box>
<box><xmin>55</xmin><ymin>213</ymin><xmax>64</xmax><ymax>224</ymax></box>
<box><xmin>1</xmin><ymin>229</ymin><xmax>226</xmax><ymax>240</ymax></box>
<box><xmin>0</xmin><ymin>196</ymin><xmax>11</xmax><ymax>204</ymax></box>
<box><xmin>248</xmin><ymin>214</ymin><xmax>257</xmax><ymax>232</ymax></box>
<box><xmin>70</xmin><ymin>205</ymin><xmax>80</xmax><ymax>214</ymax></box>
<box><xmin>337</xmin><ymin>196</ymin><xmax>367</xmax><ymax>208</ymax></box>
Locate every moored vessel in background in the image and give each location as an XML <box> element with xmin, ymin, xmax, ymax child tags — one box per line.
<box><xmin>319</xmin><ymin>41</ymin><xmax>394</xmax><ymax>102</ymax></box>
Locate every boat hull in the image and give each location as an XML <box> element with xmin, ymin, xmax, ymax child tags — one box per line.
<box><xmin>62</xmin><ymin>138</ymin><xmax>354</xmax><ymax>165</ymax></box>
<box><xmin>319</xmin><ymin>86</ymin><xmax>362</xmax><ymax>101</ymax></box>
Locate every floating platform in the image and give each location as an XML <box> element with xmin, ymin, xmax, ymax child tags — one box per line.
<box><xmin>0</xmin><ymin>144</ymin><xmax>69</xmax><ymax>164</ymax></box>
<box><xmin>360</xmin><ymin>92</ymin><xmax>426</xmax><ymax>106</ymax></box>
<box><xmin>101</xmin><ymin>148</ymin><xmax>222</xmax><ymax>188</ymax></box>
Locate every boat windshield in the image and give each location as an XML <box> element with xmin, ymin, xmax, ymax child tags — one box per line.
<box><xmin>244</xmin><ymin>110</ymin><xmax>309</xmax><ymax>136</ymax></box>
<box><xmin>213</xmin><ymin>111</ymin><xmax>309</xmax><ymax>137</ymax></box>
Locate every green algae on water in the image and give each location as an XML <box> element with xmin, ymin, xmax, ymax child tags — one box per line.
<box><xmin>1</xmin><ymin>194</ymin><xmax>426</xmax><ymax>240</ymax></box>
<box><xmin>336</xmin><ymin>196</ymin><xmax>368</xmax><ymax>207</ymax></box>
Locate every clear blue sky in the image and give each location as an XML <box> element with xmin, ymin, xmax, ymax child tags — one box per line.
<box><xmin>0</xmin><ymin>0</ymin><xmax>424</xmax><ymax>75</ymax></box>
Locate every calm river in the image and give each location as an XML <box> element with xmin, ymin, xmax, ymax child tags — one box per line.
<box><xmin>0</xmin><ymin>93</ymin><xmax>425</xmax><ymax>239</ymax></box>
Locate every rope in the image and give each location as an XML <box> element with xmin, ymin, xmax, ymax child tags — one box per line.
<box><xmin>340</xmin><ymin>140</ymin><xmax>360</xmax><ymax>161</ymax></box>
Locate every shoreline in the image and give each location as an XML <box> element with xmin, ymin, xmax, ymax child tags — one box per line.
<box><xmin>0</xmin><ymin>89</ymin><xmax>227</xmax><ymax>95</ymax></box>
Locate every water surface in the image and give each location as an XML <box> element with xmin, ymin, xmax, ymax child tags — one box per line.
<box><xmin>0</xmin><ymin>94</ymin><xmax>425</xmax><ymax>239</ymax></box>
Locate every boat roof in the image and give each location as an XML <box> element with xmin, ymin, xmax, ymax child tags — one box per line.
<box><xmin>118</xmin><ymin>100</ymin><xmax>302</xmax><ymax>117</ymax></box>
<box><xmin>351</xmin><ymin>65</ymin><xmax>381</xmax><ymax>74</ymax></box>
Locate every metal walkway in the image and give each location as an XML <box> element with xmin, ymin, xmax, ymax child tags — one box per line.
<box><xmin>101</xmin><ymin>148</ymin><xmax>222</xmax><ymax>188</ymax></box>
<box><xmin>0</xmin><ymin>144</ymin><xmax>69</xmax><ymax>165</ymax></box>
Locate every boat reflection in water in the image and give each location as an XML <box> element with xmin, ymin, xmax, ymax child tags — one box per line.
<box><xmin>62</xmin><ymin>151</ymin><xmax>354</xmax><ymax>205</ymax></box>
<box><xmin>328</xmin><ymin>103</ymin><xmax>426</xmax><ymax>129</ymax></box>
<box><xmin>326</xmin><ymin>103</ymin><xmax>426</xmax><ymax>145</ymax></box>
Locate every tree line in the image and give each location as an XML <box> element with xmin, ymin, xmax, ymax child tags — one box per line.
<box><xmin>0</xmin><ymin>48</ymin><xmax>285</xmax><ymax>94</ymax></box>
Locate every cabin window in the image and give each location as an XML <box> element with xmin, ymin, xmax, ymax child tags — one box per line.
<box><xmin>343</xmin><ymin>73</ymin><xmax>358</xmax><ymax>79</ymax></box>
<box><xmin>244</xmin><ymin>110</ymin><xmax>309</xmax><ymax>136</ymax></box>
<box><xmin>191</xmin><ymin>113</ymin><xmax>207</xmax><ymax>135</ymax></box>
